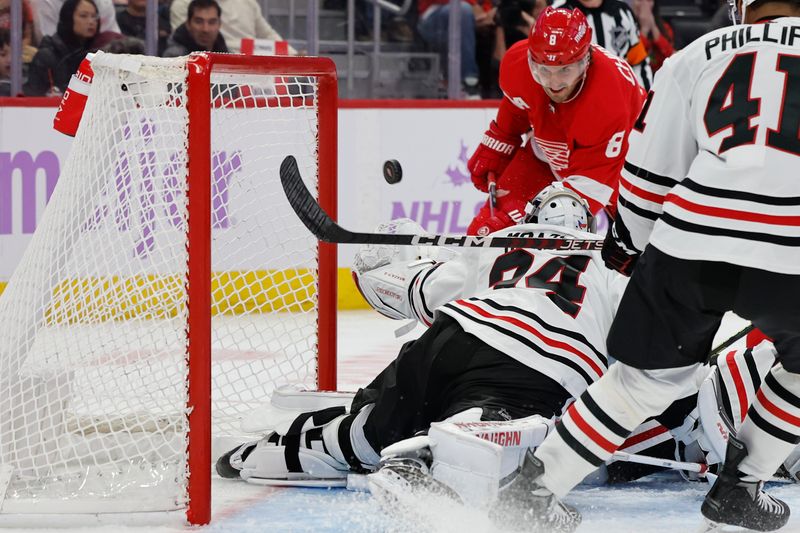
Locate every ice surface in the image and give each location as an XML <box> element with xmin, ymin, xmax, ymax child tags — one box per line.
<box><xmin>2</xmin><ymin>311</ymin><xmax>796</xmax><ymax>533</ymax></box>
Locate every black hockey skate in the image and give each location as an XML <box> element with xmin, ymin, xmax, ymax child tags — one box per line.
<box><xmin>368</xmin><ymin>451</ymin><xmax>462</xmax><ymax>505</ymax></box>
<box><xmin>701</xmin><ymin>436</ymin><xmax>790</xmax><ymax>532</ymax></box>
<box><xmin>367</xmin><ymin>451</ymin><xmax>468</xmax><ymax>529</ymax></box>
<box><xmin>489</xmin><ymin>449</ymin><xmax>581</xmax><ymax>533</ymax></box>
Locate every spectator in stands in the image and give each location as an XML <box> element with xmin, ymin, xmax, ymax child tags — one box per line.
<box><xmin>475</xmin><ymin>0</ymin><xmax>501</xmax><ymax>98</ymax></box>
<box><xmin>631</xmin><ymin>0</ymin><xmax>673</xmax><ymax>71</ymax></box>
<box><xmin>491</xmin><ymin>0</ymin><xmax>547</xmax><ymax>98</ymax></box>
<box><xmin>169</xmin><ymin>0</ymin><xmax>292</xmax><ymax>54</ymax></box>
<box><xmin>418</xmin><ymin>0</ymin><xmax>485</xmax><ymax>98</ymax></box>
<box><xmin>163</xmin><ymin>0</ymin><xmax>227</xmax><ymax>57</ymax></box>
<box><xmin>354</xmin><ymin>0</ymin><xmax>415</xmax><ymax>43</ymax></box>
<box><xmin>116</xmin><ymin>0</ymin><xmax>170</xmax><ymax>55</ymax></box>
<box><xmin>707</xmin><ymin>0</ymin><xmax>733</xmax><ymax>31</ymax></box>
<box><xmin>496</xmin><ymin>0</ymin><xmax>548</xmax><ymax>50</ymax></box>
<box><xmin>32</xmin><ymin>0</ymin><xmax>120</xmax><ymax>42</ymax></box>
<box><xmin>0</xmin><ymin>0</ymin><xmax>35</xmax><ymax>48</ymax></box>
<box><xmin>552</xmin><ymin>0</ymin><xmax>654</xmax><ymax>89</ymax></box>
<box><xmin>0</xmin><ymin>28</ymin><xmax>10</xmax><ymax>96</ymax></box>
<box><xmin>25</xmin><ymin>0</ymin><xmax>98</xmax><ymax>95</ymax></box>
<box><xmin>101</xmin><ymin>34</ymin><xmax>145</xmax><ymax>55</ymax></box>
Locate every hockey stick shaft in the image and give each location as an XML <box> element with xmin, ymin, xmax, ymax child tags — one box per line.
<box><xmin>611</xmin><ymin>450</ymin><xmax>709</xmax><ymax>475</ymax></box>
<box><xmin>709</xmin><ymin>324</ymin><xmax>755</xmax><ymax>359</ymax></box>
<box><xmin>488</xmin><ymin>172</ymin><xmax>497</xmax><ymax>218</ymax></box>
<box><xmin>280</xmin><ymin>155</ymin><xmax>604</xmax><ymax>250</ymax></box>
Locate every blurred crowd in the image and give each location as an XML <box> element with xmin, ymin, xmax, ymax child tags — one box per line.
<box><xmin>359</xmin><ymin>0</ymin><xmax>734</xmax><ymax>98</ymax></box>
<box><xmin>0</xmin><ymin>0</ymin><xmax>291</xmax><ymax>96</ymax></box>
<box><xmin>0</xmin><ymin>0</ymin><xmax>735</xmax><ymax>98</ymax></box>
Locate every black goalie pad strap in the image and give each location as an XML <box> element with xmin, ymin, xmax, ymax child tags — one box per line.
<box><xmin>283</xmin><ymin>411</ymin><xmax>315</xmax><ymax>473</ymax></box>
<box><xmin>283</xmin><ymin>406</ymin><xmax>348</xmax><ymax>473</ymax></box>
<box><xmin>305</xmin><ymin>427</ymin><xmax>324</xmax><ymax>450</ymax></box>
<box><xmin>312</xmin><ymin>406</ymin><xmax>347</xmax><ymax>427</ymax></box>
<box><xmin>338</xmin><ymin>413</ymin><xmax>369</xmax><ymax>474</ymax></box>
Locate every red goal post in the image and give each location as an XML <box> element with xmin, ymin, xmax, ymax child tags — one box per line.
<box><xmin>185</xmin><ymin>53</ymin><xmax>338</xmax><ymax>524</ymax></box>
<box><xmin>0</xmin><ymin>52</ymin><xmax>338</xmax><ymax>526</ymax></box>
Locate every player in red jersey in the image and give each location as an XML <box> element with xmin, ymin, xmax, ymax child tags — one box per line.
<box><xmin>467</xmin><ymin>6</ymin><xmax>646</xmax><ymax>236</ymax></box>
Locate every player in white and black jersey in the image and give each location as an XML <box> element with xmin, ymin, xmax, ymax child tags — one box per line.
<box><xmin>553</xmin><ymin>0</ymin><xmax>654</xmax><ymax>89</ymax></box>
<box><xmin>518</xmin><ymin>0</ymin><xmax>800</xmax><ymax>530</ymax></box>
<box><xmin>214</xmin><ymin>186</ymin><xmax>620</xmax><ymax>518</ymax></box>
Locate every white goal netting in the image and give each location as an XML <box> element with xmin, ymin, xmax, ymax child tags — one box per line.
<box><xmin>0</xmin><ymin>52</ymin><xmax>336</xmax><ymax>515</ymax></box>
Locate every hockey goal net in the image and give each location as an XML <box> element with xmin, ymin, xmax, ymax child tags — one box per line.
<box><xmin>0</xmin><ymin>53</ymin><xmax>337</xmax><ymax>524</ymax></box>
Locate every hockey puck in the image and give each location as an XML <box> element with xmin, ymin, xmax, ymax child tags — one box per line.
<box><xmin>383</xmin><ymin>159</ymin><xmax>403</xmax><ymax>185</ymax></box>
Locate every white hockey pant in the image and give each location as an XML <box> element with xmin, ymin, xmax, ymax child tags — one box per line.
<box><xmin>535</xmin><ymin>362</ymin><xmax>704</xmax><ymax>498</ymax></box>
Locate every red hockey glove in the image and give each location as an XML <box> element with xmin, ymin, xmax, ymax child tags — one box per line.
<box><xmin>601</xmin><ymin>217</ymin><xmax>641</xmax><ymax>276</ymax></box>
<box><xmin>468</xmin><ymin>209</ymin><xmax>519</xmax><ymax>236</ymax></box>
<box><xmin>467</xmin><ymin>121</ymin><xmax>520</xmax><ymax>192</ymax></box>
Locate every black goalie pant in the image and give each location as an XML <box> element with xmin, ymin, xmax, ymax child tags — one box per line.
<box><xmin>351</xmin><ymin>314</ymin><xmax>571</xmax><ymax>452</ymax></box>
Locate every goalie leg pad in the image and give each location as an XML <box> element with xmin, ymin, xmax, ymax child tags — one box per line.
<box><xmin>696</xmin><ymin>344</ymin><xmax>777</xmax><ymax>465</ymax></box>
<box><xmin>241</xmin><ymin>404</ymin><xmax>381</xmax><ymax>482</ymax></box>
<box><xmin>216</xmin><ymin>438</ymin><xmax>264</xmax><ymax>479</ymax></box>
<box><xmin>241</xmin><ymin>385</ymin><xmax>356</xmax><ymax>434</ymax></box>
<box><xmin>241</xmin><ymin>439</ymin><xmax>349</xmax><ymax>482</ymax></box>
<box><xmin>427</xmin><ymin>415</ymin><xmax>554</xmax><ymax>507</ymax></box>
<box><xmin>242</xmin><ymin>408</ymin><xmax>350</xmax><ymax>482</ymax></box>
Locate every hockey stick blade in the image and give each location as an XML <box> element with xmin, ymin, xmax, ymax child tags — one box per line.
<box><xmin>280</xmin><ymin>155</ymin><xmax>604</xmax><ymax>251</ymax></box>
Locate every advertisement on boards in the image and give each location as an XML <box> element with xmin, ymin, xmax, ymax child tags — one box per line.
<box><xmin>0</xmin><ymin>103</ymin><xmax>497</xmax><ymax>287</ymax></box>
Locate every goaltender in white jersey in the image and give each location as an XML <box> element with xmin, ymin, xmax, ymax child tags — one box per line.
<box><xmin>216</xmin><ymin>184</ymin><xmax>627</xmax><ymax>528</ymax></box>
<box><xmin>356</xmin><ymin>196</ymin><xmax>627</xmax><ymax>401</ymax></box>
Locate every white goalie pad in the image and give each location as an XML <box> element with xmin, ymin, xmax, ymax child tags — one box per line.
<box><xmin>427</xmin><ymin>416</ymin><xmax>554</xmax><ymax>507</ymax></box>
<box><xmin>241</xmin><ymin>385</ymin><xmax>356</xmax><ymax>433</ymax></box>
<box><xmin>782</xmin><ymin>445</ymin><xmax>800</xmax><ymax>482</ymax></box>
<box><xmin>240</xmin><ymin>439</ymin><xmax>349</xmax><ymax>484</ymax></box>
<box><xmin>697</xmin><ymin>343</ymin><xmax>777</xmax><ymax>464</ymax></box>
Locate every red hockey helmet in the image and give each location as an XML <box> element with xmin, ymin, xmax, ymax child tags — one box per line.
<box><xmin>528</xmin><ymin>7</ymin><xmax>592</xmax><ymax>66</ymax></box>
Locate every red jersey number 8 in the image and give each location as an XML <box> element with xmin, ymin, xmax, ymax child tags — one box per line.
<box><xmin>605</xmin><ymin>131</ymin><xmax>625</xmax><ymax>158</ymax></box>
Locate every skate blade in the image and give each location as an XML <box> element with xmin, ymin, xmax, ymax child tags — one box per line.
<box><xmin>368</xmin><ymin>469</ymin><xmax>497</xmax><ymax>532</ymax></box>
<box><xmin>246</xmin><ymin>476</ymin><xmax>347</xmax><ymax>488</ymax></box>
<box><xmin>697</xmin><ymin>518</ymin><xmax>756</xmax><ymax>533</ymax></box>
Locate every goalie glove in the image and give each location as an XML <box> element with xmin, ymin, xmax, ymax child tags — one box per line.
<box><xmin>353</xmin><ymin>218</ymin><xmax>458</xmax><ymax>276</ymax></box>
<box><xmin>467</xmin><ymin>121</ymin><xmax>520</xmax><ymax>193</ymax></box>
<box><xmin>352</xmin><ymin>260</ymin><xmax>437</xmax><ymax>321</ymax></box>
<box><xmin>353</xmin><ymin>219</ymin><xmax>459</xmax><ymax>321</ymax></box>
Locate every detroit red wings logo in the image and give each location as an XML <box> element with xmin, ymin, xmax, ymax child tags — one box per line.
<box><xmin>534</xmin><ymin>137</ymin><xmax>570</xmax><ymax>171</ymax></box>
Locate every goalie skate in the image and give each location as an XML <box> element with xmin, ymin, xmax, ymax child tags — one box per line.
<box><xmin>489</xmin><ymin>450</ymin><xmax>581</xmax><ymax>533</ymax></box>
<box><xmin>367</xmin><ymin>456</ymin><xmax>466</xmax><ymax>528</ymax></box>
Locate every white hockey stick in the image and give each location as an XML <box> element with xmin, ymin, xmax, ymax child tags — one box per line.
<box><xmin>612</xmin><ymin>450</ymin><xmax>711</xmax><ymax>477</ymax></box>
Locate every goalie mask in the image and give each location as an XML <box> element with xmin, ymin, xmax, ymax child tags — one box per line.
<box><xmin>524</xmin><ymin>183</ymin><xmax>594</xmax><ymax>232</ymax></box>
